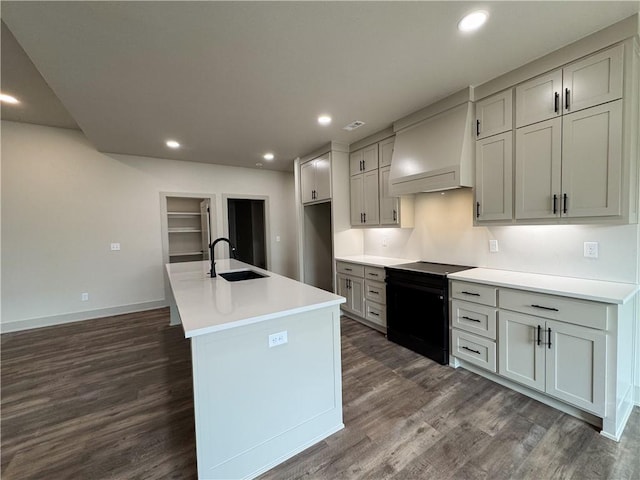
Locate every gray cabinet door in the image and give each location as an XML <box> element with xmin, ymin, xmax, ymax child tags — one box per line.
<box><xmin>362</xmin><ymin>170</ymin><xmax>379</xmax><ymax>225</ymax></box>
<box><xmin>545</xmin><ymin>319</ymin><xmax>606</xmax><ymax>415</ymax></box>
<box><xmin>515</xmin><ymin>118</ymin><xmax>562</xmax><ymax>219</ymax></box>
<box><xmin>516</xmin><ymin>69</ymin><xmax>563</xmax><ymax>128</ymax></box>
<box><xmin>562</xmin><ymin>44</ymin><xmax>623</xmax><ymax>114</ymax></box>
<box><xmin>475</xmin><ymin>132</ymin><xmax>513</xmax><ymax>221</ymax></box>
<box><xmin>379</xmin><ymin>166</ymin><xmax>399</xmax><ymax>225</ymax></box>
<box><xmin>498</xmin><ymin>311</ymin><xmax>545</xmax><ymax>392</ymax></box>
<box><xmin>300</xmin><ymin>161</ymin><xmax>315</xmax><ymax>204</ymax></box>
<box><xmin>350</xmin><ymin>175</ymin><xmax>364</xmax><ymax>225</ymax></box>
<box><xmin>475</xmin><ymin>89</ymin><xmax>513</xmax><ymax>139</ymax></box>
<box><xmin>314</xmin><ymin>155</ymin><xmax>332</xmax><ymax>202</ymax></box>
<box><xmin>379</xmin><ymin>137</ymin><xmax>394</xmax><ymax>168</ymax></box>
<box><xmin>561</xmin><ymin>100</ymin><xmax>622</xmax><ymax>218</ymax></box>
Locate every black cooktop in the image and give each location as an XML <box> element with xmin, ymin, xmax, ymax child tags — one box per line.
<box><xmin>386</xmin><ymin>261</ymin><xmax>474</xmax><ymax>277</ymax></box>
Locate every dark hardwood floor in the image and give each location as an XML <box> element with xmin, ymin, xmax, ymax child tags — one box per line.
<box><xmin>2</xmin><ymin>309</ymin><xmax>638</xmax><ymax>479</ymax></box>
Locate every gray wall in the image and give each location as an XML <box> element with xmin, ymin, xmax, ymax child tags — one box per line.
<box><xmin>1</xmin><ymin>121</ymin><xmax>297</xmax><ymax>329</ymax></box>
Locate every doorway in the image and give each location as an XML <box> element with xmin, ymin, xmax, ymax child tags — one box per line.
<box><xmin>226</xmin><ymin>198</ymin><xmax>267</xmax><ymax>269</ymax></box>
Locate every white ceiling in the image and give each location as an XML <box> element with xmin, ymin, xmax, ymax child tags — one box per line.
<box><xmin>2</xmin><ymin>1</ymin><xmax>639</xmax><ymax>172</ymax></box>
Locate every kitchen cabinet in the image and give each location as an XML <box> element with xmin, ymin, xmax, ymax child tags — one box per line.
<box><xmin>301</xmin><ymin>153</ymin><xmax>331</xmax><ymax>204</ymax></box>
<box><xmin>449</xmin><ymin>270</ymin><xmax>636</xmax><ymax>440</ymax></box>
<box><xmin>349</xmin><ymin>144</ymin><xmax>378</xmax><ymax>176</ymax></box>
<box><xmin>516</xmin><ymin>44</ymin><xmax>623</xmax><ymax>128</ymax></box>
<box><xmin>475</xmin><ymin>131</ymin><xmax>513</xmax><ymax>222</ymax></box>
<box><xmin>349</xmin><ymin>136</ymin><xmax>414</xmax><ymax>228</ymax></box>
<box><xmin>499</xmin><ymin>309</ymin><xmax>606</xmax><ymax>416</ymax></box>
<box><xmin>336</xmin><ymin>261</ymin><xmax>390</xmax><ymax>332</ymax></box>
<box><xmin>515</xmin><ymin>100</ymin><xmax>622</xmax><ymax>219</ymax></box>
<box><xmin>350</xmin><ymin>170</ymin><xmax>379</xmax><ymax>226</ymax></box>
<box><xmin>475</xmin><ymin>88</ymin><xmax>513</xmax><ymax>139</ymax></box>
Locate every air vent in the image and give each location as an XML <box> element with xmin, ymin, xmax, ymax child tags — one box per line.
<box><xmin>343</xmin><ymin>120</ymin><xmax>366</xmax><ymax>131</ymax></box>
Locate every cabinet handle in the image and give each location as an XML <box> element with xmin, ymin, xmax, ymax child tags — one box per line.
<box><xmin>565</xmin><ymin>88</ymin><xmax>570</xmax><ymax>110</ymax></box>
<box><xmin>537</xmin><ymin>325</ymin><xmax>542</xmax><ymax>346</ymax></box>
<box><xmin>461</xmin><ymin>291</ymin><xmax>480</xmax><ymax>296</ymax></box>
<box><xmin>552</xmin><ymin>194</ymin><xmax>558</xmax><ymax>214</ymax></box>
<box><xmin>462</xmin><ymin>316</ymin><xmax>481</xmax><ymax>323</ymax></box>
<box><xmin>367</xmin><ymin>272</ymin><xmax>379</xmax><ymax>277</ymax></box>
<box><xmin>476</xmin><ymin>202</ymin><xmax>480</xmax><ymax>218</ymax></box>
<box><xmin>393</xmin><ymin>209</ymin><xmax>397</xmax><ymax>221</ymax></box>
<box><xmin>344</xmin><ymin>267</ymin><xmax>352</xmax><ymax>271</ymax></box>
<box><xmin>369</xmin><ymin>290</ymin><xmax>379</xmax><ymax>295</ymax></box>
<box><xmin>554</xmin><ymin>92</ymin><xmax>559</xmax><ymax>113</ymax></box>
<box><xmin>531</xmin><ymin>304</ymin><xmax>559</xmax><ymax>312</ymax></box>
<box><xmin>563</xmin><ymin>194</ymin><xmax>568</xmax><ymax>214</ymax></box>
<box><xmin>462</xmin><ymin>346</ymin><xmax>481</xmax><ymax>355</ymax></box>
<box><xmin>370</xmin><ymin>311</ymin><xmax>380</xmax><ymax>317</ymax></box>
<box><xmin>347</xmin><ymin>279</ymin><xmax>351</xmax><ymax>289</ymax></box>
<box><xmin>548</xmin><ymin>327</ymin><xmax>552</xmax><ymax>349</ymax></box>
<box><xmin>363</xmin><ymin>212</ymin><xmax>367</xmax><ymax>223</ymax></box>
<box><xmin>360</xmin><ymin>213</ymin><xmax>363</xmax><ymax>223</ymax></box>
<box><xmin>476</xmin><ymin>119</ymin><xmax>480</xmax><ymax>136</ymax></box>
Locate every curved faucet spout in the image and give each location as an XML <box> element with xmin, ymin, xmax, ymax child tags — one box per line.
<box><xmin>209</xmin><ymin>237</ymin><xmax>237</xmax><ymax>278</ymax></box>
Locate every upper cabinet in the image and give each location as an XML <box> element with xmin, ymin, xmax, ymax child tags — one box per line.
<box><xmin>475</xmin><ymin>89</ymin><xmax>513</xmax><ymax>139</ymax></box>
<box><xmin>476</xmin><ymin>39</ymin><xmax>637</xmax><ymax>226</ymax></box>
<box><xmin>349</xmin><ymin>136</ymin><xmax>414</xmax><ymax>228</ymax></box>
<box><xmin>300</xmin><ymin>153</ymin><xmax>331</xmax><ymax>204</ymax></box>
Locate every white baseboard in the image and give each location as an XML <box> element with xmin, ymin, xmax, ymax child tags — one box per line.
<box><xmin>1</xmin><ymin>300</ymin><xmax>168</xmax><ymax>333</ymax></box>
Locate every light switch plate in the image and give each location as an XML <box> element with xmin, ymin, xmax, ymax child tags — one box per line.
<box><xmin>489</xmin><ymin>239</ymin><xmax>499</xmax><ymax>253</ymax></box>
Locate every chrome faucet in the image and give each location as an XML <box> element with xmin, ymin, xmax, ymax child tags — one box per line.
<box><xmin>209</xmin><ymin>237</ymin><xmax>237</xmax><ymax>277</ymax></box>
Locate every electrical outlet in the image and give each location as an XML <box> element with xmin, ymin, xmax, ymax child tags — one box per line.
<box><xmin>110</xmin><ymin>243</ymin><xmax>121</xmax><ymax>251</ymax></box>
<box><xmin>268</xmin><ymin>331</ymin><xmax>288</xmax><ymax>348</ymax></box>
<box><xmin>81</xmin><ymin>292</ymin><xmax>89</xmax><ymax>301</ymax></box>
<box><xmin>584</xmin><ymin>241</ymin><xmax>599</xmax><ymax>258</ymax></box>
<box><xmin>275</xmin><ymin>235</ymin><xmax>281</xmax><ymax>242</ymax></box>
<box><xmin>489</xmin><ymin>239</ymin><xmax>499</xmax><ymax>253</ymax></box>
<box><xmin>382</xmin><ymin>236</ymin><xmax>388</xmax><ymax>247</ymax></box>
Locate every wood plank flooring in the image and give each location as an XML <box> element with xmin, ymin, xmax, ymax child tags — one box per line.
<box><xmin>2</xmin><ymin>309</ymin><xmax>638</xmax><ymax>479</ymax></box>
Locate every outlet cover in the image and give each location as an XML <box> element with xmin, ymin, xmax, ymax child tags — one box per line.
<box><xmin>584</xmin><ymin>242</ymin><xmax>599</xmax><ymax>258</ymax></box>
<box><xmin>81</xmin><ymin>292</ymin><xmax>89</xmax><ymax>301</ymax></box>
<box><xmin>110</xmin><ymin>242</ymin><xmax>121</xmax><ymax>251</ymax></box>
<box><xmin>268</xmin><ymin>331</ymin><xmax>288</xmax><ymax>348</ymax></box>
<box><xmin>489</xmin><ymin>239</ymin><xmax>499</xmax><ymax>253</ymax></box>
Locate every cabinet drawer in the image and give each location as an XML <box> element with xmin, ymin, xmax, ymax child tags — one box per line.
<box><xmin>452</xmin><ymin>330</ymin><xmax>496</xmax><ymax>372</ymax></box>
<box><xmin>499</xmin><ymin>289</ymin><xmax>607</xmax><ymax>330</ymax></box>
<box><xmin>365</xmin><ymin>300</ymin><xmax>386</xmax><ymax>327</ymax></box>
<box><xmin>451</xmin><ymin>299</ymin><xmax>497</xmax><ymax>339</ymax></box>
<box><xmin>336</xmin><ymin>261</ymin><xmax>364</xmax><ymax>277</ymax></box>
<box><xmin>364</xmin><ymin>266</ymin><xmax>385</xmax><ymax>282</ymax></box>
<box><xmin>451</xmin><ymin>281</ymin><xmax>497</xmax><ymax>307</ymax></box>
<box><xmin>365</xmin><ymin>280</ymin><xmax>386</xmax><ymax>304</ymax></box>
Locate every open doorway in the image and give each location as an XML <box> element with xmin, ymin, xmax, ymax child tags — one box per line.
<box><xmin>226</xmin><ymin>197</ymin><xmax>267</xmax><ymax>269</ymax></box>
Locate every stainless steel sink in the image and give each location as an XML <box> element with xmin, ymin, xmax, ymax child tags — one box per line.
<box><xmin>219</xmin><ymin>270</ymin><xmax>268</xmax><ymax>282</ymax></box>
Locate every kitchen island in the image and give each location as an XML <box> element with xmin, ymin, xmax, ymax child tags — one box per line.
<box><xmin>166</xmin><ymin>259</ymin><xmax>346</xmax><ymax>480</ymax></box>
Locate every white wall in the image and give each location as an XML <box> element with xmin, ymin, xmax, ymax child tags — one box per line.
<box><xmin>364</xmin><ymin>188</ymin><xmax>639</xmax><ymax>284</ymax></box>
<box><xmin>1</xmin><ymin>121</ymin><xmax>297</xmax><ymax>329</ymax></box>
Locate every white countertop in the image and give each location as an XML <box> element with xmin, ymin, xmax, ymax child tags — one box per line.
<box><xmin>166</xmin><ymin>259</ymin><xmax>345</xmax><ymax>337</ymax></box>
<box><xmin>335</xmin><ymin>255</ymin><xmax>416</xmax><ymax>268</ymax></box>
<box><xmin>448</xmin><ymin>268</ymin><xmax>639</xmax><ymax>305</ymax></box>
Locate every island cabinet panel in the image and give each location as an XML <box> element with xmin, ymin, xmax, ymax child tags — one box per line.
<box><xmin>191</xmin><ymin>306</ymin><xmax>343</xmax><ymax>480</ymax></box>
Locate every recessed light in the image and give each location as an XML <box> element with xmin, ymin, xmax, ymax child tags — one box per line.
<box><xmin>263</xmin><ymin>153</ymin><xmax>274</xmax><ymax>161</ymax></box>
<box><xmin>458</xmin><ymin>10</ymin><xmax>488</xmax><ymax>32</ymax></box>
<box><xmin>166</xmin><ymin>140</ymin><xmax>180</xmax><ymax>149</ymax></box>
<box><xmin>0</xmin><ymin>93</ymin><xmax>19</xmax><ymax>104</ymax></box>
<box><xmin>318</xmin><ymin>115</ymin><xmax>332</xmax><ymax>126</ymax></box>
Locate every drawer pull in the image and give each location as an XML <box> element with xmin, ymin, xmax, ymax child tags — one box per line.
<box><xmin>462</xmin><ymin>346</ymin><xmax>481</xmax><ymax>355</ymax></box>
<box><xmin>461</xmin><ymin>291</ymin><xmax>480</xmax><ymax>296</ymax></box>
<box><xmin>369</xmin><ymin>290</ymin><xmax>379</xmax><ymax>295</ymax></box>
<box><xmin>370</xmin><ymin>311</ymin><xmax>380</xmax><ymax>317</ymax></box>
<box><xmin>368</xmin><ymin>273</ymin><xmax>379</xmax><ymax>277</ymax></box>
<box><xmin>344</xmin><ymin>268</ymin><xmax>352</xmax><ymax>271</ymax></box>
<box><xmin>462</xmin><ymin>316</ymin><xmax>481</xmax><ymax>323</ymax></box>
<box><xmin>531</xmin><ymin>304</ymin><xmax>559</xmax><ymax>312</ymax></box>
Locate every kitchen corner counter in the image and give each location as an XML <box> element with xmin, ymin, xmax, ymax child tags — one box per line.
<box><xmin>448</xmin><ymin>267</ymin><xmax>639</xmax><ymax>304</ymax></box>
<box><xmin>335</xmin><ymin>255</ymin><xmax>416</xmax><ymax>268</ymax></box>
<box><xmin>166</xmin><ymin>259</ymin><xmax>345</xmax><ymax>337</ymax></box>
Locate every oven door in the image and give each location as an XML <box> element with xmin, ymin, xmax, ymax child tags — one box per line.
<box><xmin>386</xmin><ymin>272</ymin><xmax>448</xmax><ymax>365</ymax></box>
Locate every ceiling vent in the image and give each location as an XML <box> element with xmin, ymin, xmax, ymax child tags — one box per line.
<box><xmin>343</xmin><ymin>120</ymin><xmax>365</xmax><ymax>131</ymax></box>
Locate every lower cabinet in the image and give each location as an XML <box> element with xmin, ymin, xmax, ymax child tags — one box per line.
<box><xmin>449</xmin><ymin>277</ymin><xmax>634</xmax><ymax>440</ymax></box>
<box><xmin>336</xmin><ymin>261</ymin><xmax>388</xmax><ymax>333</ymax></box>
<box><xmin>499</xmin><ymin>311</ymin><xmax>605</xmax><ymax>415</ymax></box>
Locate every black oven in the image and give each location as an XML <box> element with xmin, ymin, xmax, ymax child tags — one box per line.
<box><xmin>386</xmin><ymin>262</ymin><xmax>473</xmax><ymax>365</ymax></box>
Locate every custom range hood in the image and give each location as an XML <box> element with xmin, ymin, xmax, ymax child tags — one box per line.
<box><xmin>389</xmin><ymin>88</ymin><xmax>474</xmax><ymax>195</ymax></box>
